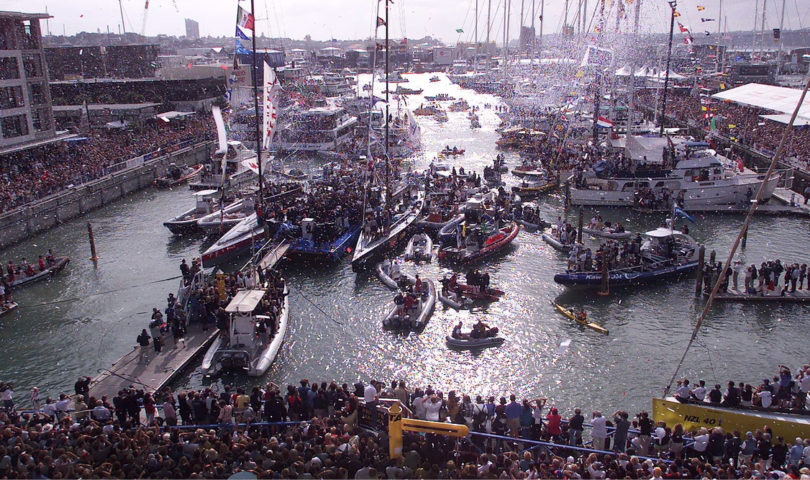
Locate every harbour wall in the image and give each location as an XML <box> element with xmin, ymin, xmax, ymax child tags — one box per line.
<box><xmin>0</xmin><ymin>140</ymin><xmax>214</xmax><ymax>251</ymax></box>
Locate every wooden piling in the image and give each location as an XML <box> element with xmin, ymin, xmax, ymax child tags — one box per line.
<box><xmin>741</xmin><ymin>225</ymin><xmax>748</xmax><ymax>249</ymax></box>
<box><xmin>87</xmin><ymin>222</ymin><xmax>98</xmax><ymax>262</ymax></box>
<box><xmin>695</xmin><ymin>245</ymin><xmax>705</xmax><ymax>296</ymax></box>
<box><xmin>577</xmin><ymin>208</ymin><xmax>584</xmax><ymax>244</ymax></box>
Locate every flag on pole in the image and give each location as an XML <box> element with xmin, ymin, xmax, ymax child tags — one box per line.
<box><xmin>673</xmin><ymin>11</ymin><xmax>681</xmax><ymax>18</ymax></box>
<box><xmin>596</xmin><ymin>116</ymin><xmax>614</xmax><ymax>128</ymax></box>
<box><xmin>678</xmin><ymin>22</ymin><xmax>689</xmax><ymax>33</ymax></box>
<box><xmin>235</xmin><ymin>26</ymin><xmax>249</xmax><ymax>40</ymax></box>
<box><xmin>455</xmin><ymin>28</ymin><xmax>464</xmax><ymax>33</ymax></box>
<box><xmin>697</xmin><ymin>5</ymin><xmax>705</xmax><ymax>11</ymax></box>
<box><xmin>701</xmin><ymin>17</ymin><xmax>715</xmax><ymax>22</ymax></box>
<box><xmin>236</xmin><ymin>6</ymin><xmax>254</xmax><ymax>30</ymax></box>
<box><xmin>377</xmin><ymin>16</ymin><xmax>386</xmax><ymax>27</ymax></box>
<box><xmin>673</xmin><ymin>204</ymin><xmax>695</xmax><ymax>223</ymax></box>
<box><xmin>262</xmin><ymin>61</ymin><xmax>279</xmax><ymax>151</ymax></box>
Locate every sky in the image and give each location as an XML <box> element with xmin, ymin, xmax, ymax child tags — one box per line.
<box><xmin>5</xmin><ymin>0</ymin><xmax>810</xmax><ymax>45</ymax></box>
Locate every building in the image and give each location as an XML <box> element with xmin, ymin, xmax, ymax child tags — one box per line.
<box><xmin>185</xmin><ymin>18</ymin><xmax>199</xmax><ymax>40</ymax></box>
<box><xmin>44</xmin><ymin>44</ymin><xmax>159</xmax><ymax>80</ymax></box>
<box><xmin>0</xmin><ymin>11</ymin><xmax>57</xmax><ymax>151</ymax></box>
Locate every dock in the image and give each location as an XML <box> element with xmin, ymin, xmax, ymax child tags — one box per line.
<box><xmin>90</xmin><ymin>241</ymin><xmax>290</xmax><ymax>398</ymax></box>
<box><xmin>771</xmin><ymin>187</ymin><xmax>810</xmax><ymax>215</ymax></box>
<box><xmin>714</xmin><ymin>288</ymin><xmax>810</xmax><ymax>303</ymax></box>
<box><xmin>90</xmin><ymin>323</ymin><xmax>218</xmax><ymax>398</ymax></box>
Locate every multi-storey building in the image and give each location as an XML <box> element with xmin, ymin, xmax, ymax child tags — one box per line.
<box><xmin>0</xmin><ymin>11</ymin><xmax>55</xmax><ymax>151</ymax></box>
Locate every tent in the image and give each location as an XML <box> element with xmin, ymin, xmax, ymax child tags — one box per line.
<box><xmin>760</xmin><ymin>114</ymin><xmax>810</xmax><ymax>127</ymax></box>
<box><xmin>711</xmin><ymin>83</ymin><xmax>810</xmax><ymax>121</ymax></box>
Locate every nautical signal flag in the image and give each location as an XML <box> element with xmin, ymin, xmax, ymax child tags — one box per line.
<box><xmin>701</xmin><ymin>18</ymin><xmax>715</xmax><ymax>22</ymax></box>
<box><xmin>697</xmin><ymin>5</ymin><xmax>706</xmax><ymax>11</ymax></box>
<box><xmin>673</xmin><ymin>11</ymin><xmax>681</xmax><ymax>17</ymax></box>
<box><xmin>377</xmin><ymin>16</ymin><xmax>386</xmax><ymax>27</ymax></box>
<box><xmin>237</xmin><ymin>6</ymin><xmax>254</xmax><ymax>31</ymax></box>
<box><xmin>456</xmin><ymin>28</ymin><xmax>464</xmax><ymax>33</ymax></box>
<box><xmin>678</xmin><ymin>22</ymin><xmax>689</xmax><ymax>33</ymax></box>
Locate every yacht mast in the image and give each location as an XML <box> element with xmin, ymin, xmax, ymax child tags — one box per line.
<box><xmin>474</xmin><ymin>0</ymin><xmax>479</xmax><ymax>72</ymax></box>
<box><xmin>627</xmin><ymin>0</ymin><xmax>642</xmax><ymax>135</ymax></box>
<box><xmin>384</xmin><ymin>0</ymin><xmax>390</xmax><ymax>206</ymax></box>
<box><xmin>659</xmin><ymin>1</ymin><xmax>676</xmax><ymax>136</ymax></box>
<box><xmin>249</xmin><ymin>0</ymin><xmax>264</xmax><ymax>200</ymax></box>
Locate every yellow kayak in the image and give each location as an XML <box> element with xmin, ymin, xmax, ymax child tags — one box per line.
<box><xmin>552</xmin><ymin>302</ymin><xmax>609</xmax><ymax>335</ymax></box>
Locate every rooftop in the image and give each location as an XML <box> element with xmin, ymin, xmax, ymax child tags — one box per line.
<box><xmin>0</xmin><ymin>11</ymin><xmax>51</xmax><ymax>20</ymax></box>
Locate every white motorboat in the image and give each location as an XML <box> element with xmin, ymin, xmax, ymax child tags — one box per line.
<box><xmin>201</xmin><ymin>286</ymin><xmax>289</xmax><ymax>377</ymax></box>
<box><xmin>163</xmin><ymin>189</ymin><xmax>220</xmax><ymax>235</ymax></box>
<box><xmin>197</xmin><ymin>197</ymin><xmax>255</xmax><ymax>236</ymax></box>
<box><xmin>201</xmin><ymin>213</ymin><xmax>266</xmax><ymax>266</ymax></box>
<box><xmin>404</xmin><ymin>233</ymin><xmax>433</xmax><ymax>262</ymax></box>
<box><xmin>569</xmin><ymin>145</ymin><xmax>780</xmax><ymax>209</ymax></box>
<box><xmin>375</xmin><ymin>260</ymin><xmax>416</xmax><ymax>290</ymax></box>
<box><xmin>382</xmin><ymin>280</ymin><xmax>436</xmax><ymax>330</ymax></box>
<box><xmin>438</xmin><ymin>290</ymin><xmax>473</xmax><ymax>310</ymax></box>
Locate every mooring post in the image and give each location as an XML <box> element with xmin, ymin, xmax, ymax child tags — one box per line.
<box><xmin>695</xmin><ymin>245</ymin><xmax>705</xmax><ymax>296</ymax></box>
<box><xmin>87</xmin><ymin>222</ymin><xmax>98</xmax><ymax>262</ymax></box>
<box><xmin>577</xmin><ymin>208</ymin><xmax>584</xmax><ymax>244</ymax></box>
<box><xmin>597</xmin><ymin>259</ymin><xmax>610</xmax><ymax>296</ymax></box>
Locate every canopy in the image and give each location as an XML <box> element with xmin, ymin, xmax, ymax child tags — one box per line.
<box><xmin>712</xmin><ymin>83</ymin><xmax>810</xmax><ymax>121</ymax></box>
<box><xmin>760</xmin><ymin>113</ymin><xmax>810</xmax><ymax>127</ymax></box>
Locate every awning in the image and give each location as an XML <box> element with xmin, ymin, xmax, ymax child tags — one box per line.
<box><xmin>156</xmin><ymin>111</ymin><xmax>195</xmax><ymax>122</ymax></box>
<box><xmin>712</xmin><ymin>83</ymin><xmax>810</xmax><ymax>120</ymax></box>
<box><xmin>760</xmin><ymin>113</ymin><xmax>810</xmax><ymax>126</ymax></box>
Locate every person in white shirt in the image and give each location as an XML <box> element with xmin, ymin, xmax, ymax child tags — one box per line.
<box><xmin>423</xmin><ymin>394</ymin><xmax>442</xmax><ymax>422</ymax></box>
<box><xmin>363</xmin><ymin>383</ymin><xmax>377</xmax><ymax>406</ymax></box>
<box><xmin>412</xmin><ymin>394</ymin><xmax>426</xmax><ymax>420</ymax></box>
<box><xmin>54</xmin><ymin>394</ymin><xmax>71</xmax><ymax>420</ymax></box>
<box><xmin>675</xmin><ymin>380</ymin><xmax>691</xmax><ymax>403</ymax></box>
<box><xmin>691</xmin><ymin>380</ymin><xmax>707</xmax><ymax>402</ymax></box>
<box><xmin>590</xmin><ymin>411</ymin><xmax>608</xmax><ymax>450</ymax></box>
<box><xmin>757</xmin><ymin>389</ymin><xmax>773</xmax><ymax>408</ymax></box>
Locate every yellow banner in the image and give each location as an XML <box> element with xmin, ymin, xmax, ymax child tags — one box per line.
<box><xmin>653</xmin><ymin>398</ymin><xmax>810</xmax><ymax>439</ymax></box>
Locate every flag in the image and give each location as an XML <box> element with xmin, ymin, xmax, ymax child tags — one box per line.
<box><xmin>773</xmin><ymin>28</ymin><xmax>781</xmax><ymax>41</ymax></box>
<box><xmin>596</xmin><ymin>116</ymin><xmax>614</xmax><ymax>128</ymax></box>
<box><xmin>376</xmin><ymin>16</ymin><xmax>386</xmax><ymax>27</ymax></box>
<box><xmin>683</xmin><ymin>36</ymin><xmax>693</xmax><ymax>45</ymax></box>
<box><xmin>262</xmin><ymin>61</ymin><xmax>279</xmax><ymax>150</ymax></box>
<box><xmin>212</xmin><ymin>106</ymin><xmax>228</xmax><ymax>156</ymax></box>
<box><xmin>678</xmin><ymin>22</ymin><xmax>689</xmax><ymax>33</ymax></box>
<box><xmin>235</xmin><ymin>26</ymin><xmax>249</xmax><ymax>40</ymax></box>
<box><xmin>674</xmin><ymin>204</ymin><xmax>695</xmax><ymax>223</ymax></box>
<box><xmin>235</xmin><ymin>39</ymin><xmax>251</xmax><ymax>55</ymax></box>
<box><xmin>236</xmin><ymin>6</ymin><xmax>254</xmax><ymax>30</ymax></box>
<box><xmin>704</xmin><ymin>31</ymin><xmax>711</xmax><ymax>36</ymax></box>
<box><xmin>456</xmin><ymin>28</ymin><xmax>464</xmax><ymax>33</ymax></box>
<box><xmin>697</xmin><ymin>5</ymin><xmax>705</xmax><ymax>11</ymax></box>
<box><xmin>701</xmin><ymin>17</ymin><xmax>715</xmax><ymax>22</ymax></box>
<box><xmin>673</xmin><ymin>11</ymin><xmax>681</xmax><ymax>17</ymax></box>
<box><xmin>376</xmin><ymin>42</ymin><xmax>384</xmax><ymax>51</ymax></box>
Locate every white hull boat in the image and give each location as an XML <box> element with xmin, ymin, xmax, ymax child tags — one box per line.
<box><xmin>382</xmin><ymin>280</ymin><xmax>436</xmax><ymax>330</ymax></box>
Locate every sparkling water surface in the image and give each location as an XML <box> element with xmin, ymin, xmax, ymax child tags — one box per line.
<box><xmin>1</xmin><ymin>73</ymin><xmax>807</xmax><ymax>416</ymax></box>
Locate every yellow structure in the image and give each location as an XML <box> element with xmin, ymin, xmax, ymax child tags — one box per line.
<box><xmin>653</xmin><ymin>398</ymin><xmax>810</xmax><ymax>439</ymax></box>
<box><xmin>388</xmin><ymin>402</ymin><xmax>403</xmax><ymax>459</ymax></box>
<box><xmin>386</xmin><ymin>401</ymin><xmax>470</xmax><ymax>459</ymax></box>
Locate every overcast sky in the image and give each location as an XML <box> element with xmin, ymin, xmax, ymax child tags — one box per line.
<box><xmin>6</xmin><ymin>0</ymin><xmax>810</xmax><ymax>44</ymax></box>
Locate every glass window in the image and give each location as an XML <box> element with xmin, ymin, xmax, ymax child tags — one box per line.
<box><xmin>0</xmin><ymin>86</ymin><xmax>24</xmax><ymax>109</ymax></box>
<box><xmin>0</xmin><ymin>57</ymin><xmax>19</xmax><ymax>80</ymax></box>
<box><xmin>1</xmin><ymin>114</ymin><xmax>29</xmax><ymax>138</ymax></box>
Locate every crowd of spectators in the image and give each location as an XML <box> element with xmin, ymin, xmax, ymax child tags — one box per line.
<box><xmin>1</xmin><ymin>367</ymin><xmax>810</xmax><ymax>479</ymax></box>
<box><xmin>0</xmin><ymin>115</ymin><xmax>215</xmax><ymax>214</ymax></box>
<box><xmin>635</xmin><ymin>90</ymin><xmax>810</xmax><ymax>173</ymax></box>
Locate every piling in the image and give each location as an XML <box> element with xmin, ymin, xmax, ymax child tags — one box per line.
<box><xmin>695</xmin><ymin>245</ymin><xmax>705</xmax><ymax>296</ymax></box>
<box><xmin>87</xmin><ymin>222</ymin><xmax>98</xmax><ymax>262</ymax></box>
<box><xmin>709</xmin><ymin>249</ymin><xmax>716</xmax><ymax>265</ymax></box>
<box><xmin>741</xmin><ymin>225</ymin><xmax>748</xmax><ymax>249</ymax></box>
<box><xmin>577</xmin><ymin>208</ymin><xmax>583</xmax><ymax>243</ymax></box>
<box><xmin>564</xmin><ymin>181</ymin><xmax>570</xmax><ymax>210</ymax></box>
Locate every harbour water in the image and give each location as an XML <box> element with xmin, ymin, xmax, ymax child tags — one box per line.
<box><xmin>2</xmin><ymin>73</ymin><xmax>808</xmax><ymax>415</ymax></box>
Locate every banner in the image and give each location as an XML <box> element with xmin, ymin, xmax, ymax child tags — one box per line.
<box><xmin>212</xmin><ymin>106</ymin><xmax>228</xmax><ymax>154</ymax></box>
<box><xmin>262</xmin><ymin>61</ymin><xmax>279</xmax><ymax>150</ymax></box>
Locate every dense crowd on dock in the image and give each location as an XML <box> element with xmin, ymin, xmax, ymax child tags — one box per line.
<box><xmin>0</xmin><ymin>115</ymin><xmax>215</xmax><ymax>214</ymax></box>
<box><xmin>635</xmin><ymin>91</ymin><xmax>810</xmax><ymax>172</ymax></box>
<box><xmin>1</xmin><ymin>370</ymin><xmax>810</xmax><ymax>479</ymax></box>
